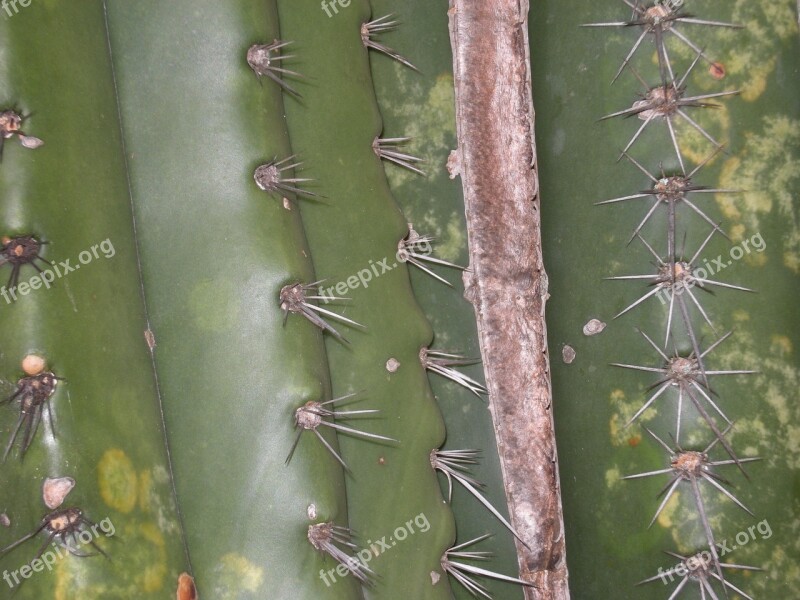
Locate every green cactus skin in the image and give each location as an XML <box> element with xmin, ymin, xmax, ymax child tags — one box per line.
<box><xmin>532</xmin><ymin>0</ymin><xmax>800</xmax><ymax>597</ymax></box>
<box><xmin>105</xmin><ymin>1</ymin><xmax>361</xmax><ymax>597</ymax></box>
<box><xmin>365</xmin><ymin>2</ymin><xmax>525</xmax><ymax>598</ymax></box>
<box><xmin>278</xmin><ymin>1</ymin><xmax>457</xmax><ymax>598</ymax></box>
<box><xmin>0</xmin><ymin>2</ymin><xmax>190</xmax><ymax>597</ymax></box>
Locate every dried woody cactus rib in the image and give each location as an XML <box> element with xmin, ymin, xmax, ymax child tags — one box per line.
<box><xmin>447</xmin><ymin>1</ymin><xmax>569</xmax><ymax>598</ymax></box>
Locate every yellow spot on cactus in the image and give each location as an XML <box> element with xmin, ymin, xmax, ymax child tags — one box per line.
<box><xmin>728</xmin><ymin>223</ymin><xmax>745</xmax><ymax>243</ymax></box>
<box><xmin>718</xmin><ymin>116</ymin><xmax>800</xmax><ymax>268</ymax></box>
<box><xmin>138</xmin><ymin>521</ymin><xmax>167</xmax><ymax>592</ymax></box>
<box><xmin>54</xmin><ymin>557</ymin><xmax>73</xmax><ymax>600</ymax></box>
<box><xmin>784</xmin><ymin>251</ymin><xmax>800</xmax><ymax>274</ymax></box>
<box><xmin>437</xmin><ymin>216</ymin><xmax>466</xmax><ymax>262</ymax></box>
<box><xmin>610</xmin><ymin>389</ymin><xmax>625</xmax><ymax>402</ymax></box>
<box><xmin>98</xmin><ymin>448</ymin><xmax>138</xmax><ymax>513</ymax></box>
<box><xmin>139</xmin><ymin>469</ymin><xmax>153</xmax><ymax>512</ymax></box>
<box><xmin>380</xmin><ymin>69</ymin><xmax>456</xmax><ymax>191</ymax></box>
<box><xmin>732</xmin><ymin>309</ymin><xmax>750</xmax><ymax>323</ymax></box>
<box><xmin>213</xmin><ymin>553</ymin><xmax>265</xmax><ymax>598</ymax></box>
<box><xmin>605</xmin><ymin>467</ymin><xmax>622</xmax><ymax>490</ymax></box>
<box><xmin>656</xmin><ymin>490</ymin><xmax>680</xmax><ymax>529</ymax></box>
<box><xmin>771</xmin><ymin>335</ymin><xmax>792</xmax><ymax>356</ymax></box>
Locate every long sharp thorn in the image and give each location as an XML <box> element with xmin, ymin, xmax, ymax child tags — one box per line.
<box><xmin>625</xmin><ymin>381</ymin><xmax>671</xmax><ymax>426</ymax></box>
<box><xmin>648</xmin><ymin>478</ymin><xmax>681</xmax><ymax>528</ymax></box>
<box><xmin>666</xmin><ymin>117</ymin><xmax>686</xmax><ymax>175</ymax></box>
<box><xmin>690</xmin><ymin>477</ymin><xmax>728</xmax><ymax>597</ymax></box>
<box><xmin>701</xmin><ymin>473</ymin><xmax>754</xmax><ymax>515</ymax></box>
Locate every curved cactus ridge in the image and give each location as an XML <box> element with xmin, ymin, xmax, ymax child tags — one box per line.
<box><xmin>364</xmin><ymin>0</ymin><xmax>528</xmax><ymax>597</ymax></box>
<box><xmin>105</xmin><ymin>0</ymin><xmax>362</xmax><ymax>597</ymax></box>
<box><xmin>0</xmin><ymin>1</ymin><xmax>190</xmax><ymax>597</ymax></box>
<box><xmin>278</xmin><ymin>0</ymin><xmax>459</xmax><ymax>598</ymax></box>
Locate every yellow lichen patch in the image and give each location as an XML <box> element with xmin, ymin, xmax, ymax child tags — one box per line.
<box><xmin>609</xmin><ymin>388</ymin><xmax>657</xmax><ymax>445</ymax></box>
<box><xmin>213</xmin><ymin>553</ymin><xmax>265</xmax><ymax>598</ymax></box>
<box><xmin>675</xmin><ymin>0</ymin><xmax>799</xmax><ymax>103</ymax></box>
<box><xmin>732</xmin><ymin>309</ymin><xmax>750</xmax><ymax>323</ymax></box>
<box><xmin>605</xmin><ymin>466</ymin><xmax>622</xmax><ymax>490</ymax></box>
<box><xmin>436</xmin><ymin>214</ymin><xmax>466</xmax><ymax>262</ymax></box>
<box><xmin>718</xmin><ymin>116</ymin><xmax>800</xmax><ymax>266</ymax></box>
<box><xmin>98</xmin><ymin>448</ymin><xmax>138</xmax><ymax>513</ymax></box>
<box><xmin>784</xmin><ymin>251</ymin><xmax>800</xmax><ymax>273</ymax></box>
<box><xmin>656</xmin><ymin>489</ymin><xmax>680</xmax><ymax>529</ymax></box>
<box><xmin>729</xmin><ymin>223</ymin><xmax>746</xmax><ymax>243</ymax></box>
<box><xmin>54</xmin><ymin>556</ymin><xmax>77</xmax><ymax>600</ymax></box>
<box><xmin>673</xmin><ymin>103</ymin><xmax>730</xmax><ymax>166</ymax></box>
<box><xmin>770</xmin><ymin>335</ymin><xmax>792</xmax><ymax>357</ymax></box>
<box><xmin>137</xmin><ymin>521</ymin><xmax>167</xmax><ymax>592</ymax></box>
<box><xmin>138</xmin><ymin>469</ymin><xmax>153</xmax><ymax>513</ymax></box>
<box><xmin>52</xmin><ymin>520</ymin><xmax>165</xmax><ymax>598</ymax></box>
<box><xmin>379</xmin><ymin>68</ymin><xmax>456</xmax><ymax>191</ymax></box>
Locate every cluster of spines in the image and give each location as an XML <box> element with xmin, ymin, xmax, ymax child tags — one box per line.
<box><xmin>585</xmin><ymin>2</ymin><xmax>761</xmax><ymax>597</ymax></box>
<box><xmin>258</xmin><ymin>8</ymin><xmax>531</xmax><ymax>597</ymax></box>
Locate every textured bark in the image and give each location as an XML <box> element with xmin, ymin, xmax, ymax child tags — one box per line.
<box><xmin>447</xmin><ymin>2</ymin><xmax>570</xmax><ymax>599</ymax></box>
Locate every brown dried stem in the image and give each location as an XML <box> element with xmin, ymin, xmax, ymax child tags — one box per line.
<box><xmin>447</xmin><ymin>2</ymin><xmax>569</xmax><ymax>598</ymax></box>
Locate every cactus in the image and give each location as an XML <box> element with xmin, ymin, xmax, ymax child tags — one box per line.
<box><xmin>0</xmin><ymin>2</ymin><xmax>188</xmax><ymax>597</ymax></box>
<box><xmin>104</xmin><ymin>1</ymin><xmax>365</xmax><ymax>597</ymax></box>
<box><xmin>1</xmin><ymin>0</ymin><xmax>796</xmax><ymax>598</ymax></box>
<box><xmin>533</xmin><ymin>0</ymin><xmax>799</xmax><ymax>597</ymax></box>
<box><xmin>277</xmin><ymin>2</ymin><xmax>458</xmax><ymax>597</ymax></box>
